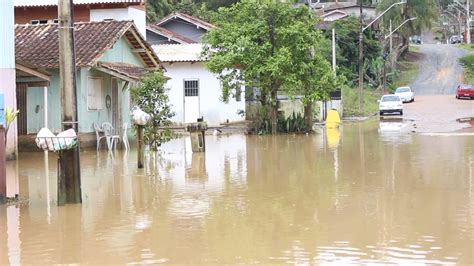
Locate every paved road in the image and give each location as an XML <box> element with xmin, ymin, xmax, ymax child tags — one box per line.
<box><xmin>386</xmin><ymin>44</ymin><xmax>473</xmax><ymax>133</ymax></box>
<box><xmin>411</xmin><ymin>44</ymin><xmax>466</xmax><ymax>95</ymax></box>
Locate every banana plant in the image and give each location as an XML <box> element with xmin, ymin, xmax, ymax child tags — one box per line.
<box><xmin>4</xmin><ymin>108</ymin><xmax>19</xmax><ymax>145</ymax></box>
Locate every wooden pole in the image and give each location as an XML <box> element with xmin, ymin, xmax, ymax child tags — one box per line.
<box><xmin>137</xmin><ymin>125</ymin><xmax>144</xmax><ymax>168</ymax></box>
<box><xmin>58</xmin><ymin>0</ymin><xmax>81</xmax><ymax>205</ymax></box>
<box><xmin>0</xmin><ymin>126</ymin><xmax>6</xmax><ymax>205</ymax></box>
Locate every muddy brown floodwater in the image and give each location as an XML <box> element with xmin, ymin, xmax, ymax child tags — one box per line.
<box><xmin>0</xmin><ymin>120</ymin><xmax>473</xmax><ymax>264</ymax></box>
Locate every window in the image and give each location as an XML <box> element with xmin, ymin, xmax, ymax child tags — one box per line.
<box><xmin>88</xmin><ymin>77</ymin><xmax>104</xmax><ymax>110</ymax></box>
<box><xmin>184</xmin><ymin>80</ymin><xmax>199</xmax><ymax>97</ymax></box>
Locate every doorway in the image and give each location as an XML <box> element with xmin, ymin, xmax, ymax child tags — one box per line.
<box><xmin>184</xmin><ymin>79</ymin><xmax>200</xmax><ymax>123</ymax></box>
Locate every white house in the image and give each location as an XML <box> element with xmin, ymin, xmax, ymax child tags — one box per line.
<box><xmin>153</xmin><ymin>44</ymin><xmax>245</xmax><ymax>126</ymax></box>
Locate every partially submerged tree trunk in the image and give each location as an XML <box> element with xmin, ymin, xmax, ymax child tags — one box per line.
<box><xmin>270</xmin><ymin>89</ymin><xmax>278</xmax><ymax>134</ymax></box>
<box><xmin>304</xmin><ymin>101</ymin><xmax>313</xmax><ymax>132</ymax></box>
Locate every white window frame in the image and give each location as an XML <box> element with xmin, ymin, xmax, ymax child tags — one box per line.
<box><xmin>87</xmin><ymin>77</ymin><xmax>105</xmax><ymax>111</ymax></box>
<box><xmin>183</xmin><ymin>79</ymin><xmax>200</xmax><ymax>97</ymax></box>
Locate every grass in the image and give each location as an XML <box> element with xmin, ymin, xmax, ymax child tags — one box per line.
<box><xmin>458</xmin><ymin>44</ymin><xmax>474</xmax><ymax>84</ymax></box>
<box><xmin>342</xmin><ymin>86</ymin><xmax>381</xmax><ymax>117</ymax></box>
<box><xmin>388</xmin><ymin>49</ymin><xmax>422</xmax><ymax>93</ymax></box>
<box><xmin>457</xmin><ymin>43</ymin><xmax>474</xmax><ymax>52</ymax></box>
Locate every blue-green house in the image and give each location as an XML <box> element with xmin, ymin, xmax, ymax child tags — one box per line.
<box><xmin>15</xmin><ymin>20</ymin><xmax>160</xmax><ymax>142</ymax></box>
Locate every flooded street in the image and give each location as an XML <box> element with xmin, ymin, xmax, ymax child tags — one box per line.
<box><xmin>0</xmin><ymin>120</ymin><xmax>473</xmax><ymax>264</ymax></box>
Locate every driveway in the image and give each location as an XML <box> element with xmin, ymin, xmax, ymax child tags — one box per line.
<box><xmin>389</xmin><ymin>44</ymin><xmax>473</xmax><ymax>133</ymax></box>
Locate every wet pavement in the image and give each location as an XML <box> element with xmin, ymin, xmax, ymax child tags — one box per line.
<box><xmin>1</xmin><ymin>121</ymin><xmax>473</xmax><ymax>264</ymax></box>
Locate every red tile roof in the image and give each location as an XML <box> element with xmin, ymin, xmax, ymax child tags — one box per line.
<box><xmin>147</xmin><ymin>24</ymin><xmax>197</xmax><ymax>44</ymax></box>
<box><xmin>15</xmin><ymin>20</ymin><xmax>160</xmax><ymax>69</ymax></box>
<box><xmin>156</xmin><ymin>12</ymin><xmax>216</xmax><ymax>31</ymax></box>
<box><xmin>96</xmin><ymin>62</ymin><xmax>149</xmax><ymax>81</ymax></box>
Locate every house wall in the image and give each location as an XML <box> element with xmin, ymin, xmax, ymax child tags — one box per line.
<box><xmin>15</xmin><ymin>5</ymin><xmax>90</xmax><ymax>24</ymax></box>
<box><xmin>90</xmin><ymin>6</ymin><xmax>146</xmax><ymax>38</ymax></box>
<box><xmin>100</xmin><ymin>37</ymin><xmax>144</xmax><ymax>66</ymax></box>
<box><xmin>161</xmin><ymin>20</ymin><xmax>207</xmax><ymax>43</ymax></box>
<box><xmin>1</xmin><ymin>0</ymin><xmax>18</xmax><ymax>159</ymax></box>
<box><xmin>25</xmin><ymin>69</ymin><xmax>62</xmax><ymax>134</ymax></box>
<box><xmin>77</xmin><ymin>68</ymin><xmax>111</xmax><ymax>133</ymax></box>
<box><xmin>146</xmin><ymin>30</ymin><xmax>180</xmax><ymax>45</ymax></box>
<box><xmin>164</xmin><ymin>62</ymin><xmax>245</xmax><ymax>126</ymax></box>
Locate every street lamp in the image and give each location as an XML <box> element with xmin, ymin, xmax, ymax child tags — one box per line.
<box><xmin>382</xmin><ymin>17</ymin><xmax>417</xmax><ymax>94</ymax></box>
<box><xmin>453</xmin><ymin>0</ymin><xmax>471</xmax><ymax>43</ymax></box>
<box><xmin>358</xmin><ymin>0</ymin><xmax>406</xmax><ymax>113</ymax></box>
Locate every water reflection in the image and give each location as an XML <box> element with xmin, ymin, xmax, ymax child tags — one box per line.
<box><xmin>0</xmin><ymin>123</ymin><xmax>472</xmax><ymax>264</ymax></box>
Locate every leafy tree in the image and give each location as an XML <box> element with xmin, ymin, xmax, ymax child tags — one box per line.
<box><xmin>378</xmin><ymin>0</ymin><xmax>438</xmax><ymax>43</ymax></box>
<box><xmin>146</xmin><ymin>0</ymin><xmax>238</xmax><ymax>22</ymax></box>
<box><xmin>324</xmin><ymin>16</ymin><xmax>382</xmax><ymax>85</ymax></box>
<box><xmin>204</xmin><ymin>0</ymin><xmax>337</xmax><ymax>133</ymax></box>
<box><xmin>130</xmin><ymin>71</ymin><xmax>175</xmax><ymax>151</ymax></box>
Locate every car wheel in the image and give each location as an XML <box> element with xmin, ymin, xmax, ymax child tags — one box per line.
<box><xmin>411</xmin><ymin>98</ymin><xmax>415</xmax><ymax>102</ymax></box>
<box><xmin>456</xmin><ymin>95</ymin><xmax>459</xmax><ymax>99</ymax></box>
<box><xmin>379</xmin><ymin>111</ymin><xmax>383</xmax><ymax>116</ymax></box>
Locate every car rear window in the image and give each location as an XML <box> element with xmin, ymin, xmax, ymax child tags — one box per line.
<box><xmin>395</xmin><ymin>87</ymin><xmax>410</xmax><ymax>93</ymax></box>
<box><xmin>381</xmin><ymin>96</ymin><xmax>400</xmax><ymax>102</ymax></box>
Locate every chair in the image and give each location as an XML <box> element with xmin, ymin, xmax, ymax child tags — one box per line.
<box><xmin>122</xmin><ymin>122</ymin><xmax>130</xmax><ymax>150</ymax></box>
<box><xmin>102</xmin><ymin>122</ymin><xmax>121</xmax><ymax>150</ymax></box>
<box><xmin>93</xmin><ymin>123</ymin><xmax>107</xmax><ymax>151</ymax></box>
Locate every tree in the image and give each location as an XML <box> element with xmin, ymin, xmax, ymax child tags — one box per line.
<box><xmin>146</xmin><ymin>0</ymin><xmax>238</xmax><ymax>22</ymax></box>
<box><xmin>204</xmin><ymin>0</ymin><xmax>336</xmax><ymax>133</ymax></box>
<box><xmin>130</xmin><ymin>71</ymin><xmax>175</xmax><ymax>151</ymax></box>
<box><xmin>324</xmin><ymin>16</ymin><xmax>382</xmax><ymax>85</ymax></box>
<box><xmin>378</xmin><ymin>0</ymin><xmax>438</xmax><ymax>44</ymax></box>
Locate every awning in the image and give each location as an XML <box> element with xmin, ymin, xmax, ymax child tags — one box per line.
<box><xmin>94</xmin><ymin>62</ymin><xmax>153</xmax><ymax>83</ymax></box>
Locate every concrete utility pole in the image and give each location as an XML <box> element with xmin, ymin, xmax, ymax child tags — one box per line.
<box><xmin>58</xmin><ymin>0</ymin><xmax>81</xmax><ymax>205</ymax></box>
<box><xmin>358</xmin><ymin>3</ymin><xmax>364</xmax><ymax>113</ymax></box>
<box><xmin>332</xmin><ymin>28</ymin><xmax>336</xmax><ymax>74</ymax></box>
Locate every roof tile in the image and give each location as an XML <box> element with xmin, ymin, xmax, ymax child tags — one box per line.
<box><xmin>15</xmin><ymin>20</ymin><xmax>160</xmax><ymax>69</ymax></box>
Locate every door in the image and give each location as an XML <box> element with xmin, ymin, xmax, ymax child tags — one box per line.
<box><xmin>184</xmin><ymin>80</ymin><xmax>200</xmax><ymax>123</ymax></box>
<box><xmin>26</xmin><ymin>87</ymin><xmax>44</xmax><ymax>134</ymax></box>
<box><xmin>111</xmin><ymin>78</ymin><xmax>120</xmax><ymax>129</ymax></box>
<box><xmin>16</xmin><ymin>84</ymin><xmax>27</xmax><ymax>135</ymax></box>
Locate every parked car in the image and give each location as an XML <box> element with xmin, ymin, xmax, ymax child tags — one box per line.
<box><xmin>411</xmin><ymin>35</ymin><xmax>423</xmax><ymax>44</ymax></box>
<box><xmin>379</xmin><ymin>95</ymin><xmax>403</xmax><ymax>116</ymax></box>
<box><xmin>456</xmin><ymin>84</ymin><xmax>474</xmax><ymax>99</ymax></box>
<box><xmin>450</xmin><ymin>35</ymin><xmax>462</xmax><ymax>44</ymax></box>
<box><xmin>394</xmin><ymin>86</ymin><xmax>415</xmax><ymax>103</ymax></box>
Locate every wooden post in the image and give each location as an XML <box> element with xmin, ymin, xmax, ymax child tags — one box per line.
<box><xmin>0</xmin><ymin>126</ymin><xmax>6</xmax><ymax>204</ymax></box>
<box><xmin>137</xmin><ymin>125</ymin><xmax>144</xmax><ymax>168</ymax></box>
<box><xmin>58</xmin><ymin>0</ymin><xmax>81</xmax><ymax>205</ymax></box>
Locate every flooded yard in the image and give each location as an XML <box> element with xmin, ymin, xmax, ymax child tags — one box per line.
<box><xmin>0</xmin><ymin>120</ymin><xmax>473</xmax><ymax>264</ymax></box>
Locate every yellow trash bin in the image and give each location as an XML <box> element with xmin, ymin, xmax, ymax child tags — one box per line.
<box><xmin>326</xmin><ymin>109</ymin><xmax>341</xmax><ymax>129</ymax></box>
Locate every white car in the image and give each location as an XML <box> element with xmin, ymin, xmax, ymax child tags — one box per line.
<box><xmin>394</xmin><ymin>86</ymin><xmax>415</xmax><ymax>103</ymax></box>
<box><xmin>379</xmin><ymin>94</ymin><xmax>403</xmax><ymax>116</ymax></box>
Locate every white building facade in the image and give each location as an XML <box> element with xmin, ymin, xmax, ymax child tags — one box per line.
<box><xmin>154</xmin><ymin>44</ymin><xmax>245</xmax><ymax>126</ymax></box>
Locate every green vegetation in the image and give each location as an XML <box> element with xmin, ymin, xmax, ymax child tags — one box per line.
<box><xmin>130</xmin><ymin>71</ymin><xmax>175</xmax><ymax>151</ymax></box>
<box><xmin>459</xmin><ymin>54</ymin><xmax>474</xmax><ymax>84</ymax></box>
<box><xmin>457</xmin><ymin>43</ymin><xmax>474</xmax><ymax>52</ymax></box>
<box><xmin>390</xmin><ymin>64</ymin><xmax>419</xmax><ymax>91</ymax></box>
<box><xmin>146</xmin><ymin>0</ymin><xmax>238</xmax><ymax>22</ymax></box>
<box><xmin>378</xmin><ymin>0</ymin><xmax>438</xmax><ymax>43</ymax></box>
<box><xmin>324</xmin><ymin>17</ymin><xmax>382</xmax><ymax>86</ymax></box>
<box><xmin>342</xmin><ymin>87</ymin><xmax>381</xmax><ymax>117</ymax></box>
<box><xmin>203</xmin><ymin>0</ymin><xmax>339</xmax><ymax>133</ymax></box>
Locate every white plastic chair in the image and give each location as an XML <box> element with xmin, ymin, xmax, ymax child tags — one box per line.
<box><xmin>102</xmin><ymin>122</ymin><xmax>120</xmax><ymax>150</ymax></box>
<box><xmin>93</xmin><ymin>123</ymin><xmax>107</xmax><ymax>151</ymax></box>
<box><xmin>122</xmin><ymin>122</ymin><xmax>130</xmax><ymax>150</ymax></box>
